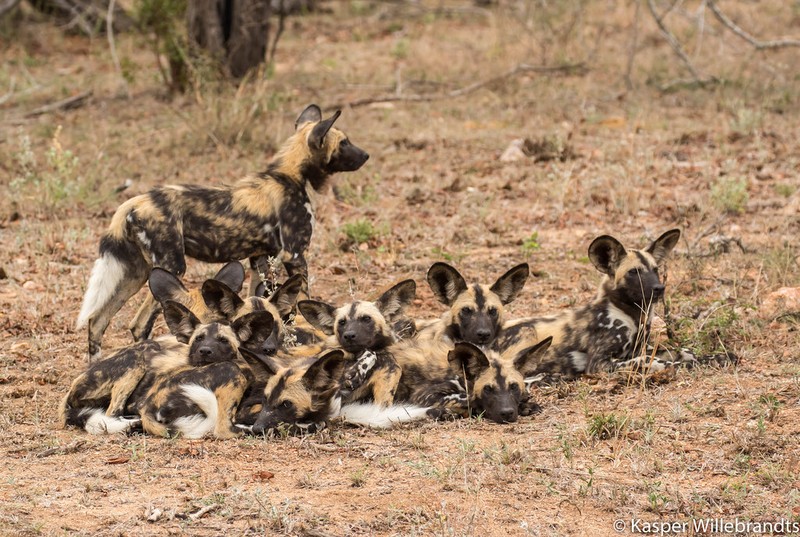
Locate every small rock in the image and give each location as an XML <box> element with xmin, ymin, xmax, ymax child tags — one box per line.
<box><xmin>22</xmin><ymin>281</ymin><xmax>44</xmax><ymax>292</ymax></box>
<box><xmin>500</xmin><ymin>139</ymin><xmax>527</xmax><ymax>162</ymax></box>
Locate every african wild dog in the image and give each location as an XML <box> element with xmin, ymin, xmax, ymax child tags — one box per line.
<box><xmin>342</xmin><ymin>336</ymin><xmax>553</xmax><ymax>423</ymax></box>
<box><xmin>419</xmin><ymin>262</ymin><xmax>529</xmax><ymax>347</ymax></box>
<box><xmin>296</xmin><ymin>279</ymin><xmax>417</xmax><ymax>405</ymax></box>
<box><xmin>77</xmin><ymin>104</ymin><xmax>369</xmax><ymax>360</ymax></box>
<box><xmin>498</xmin><ymin>229</ymin><xmax>735</xmax><ymax>378</ymax></box>
<box><xmin>138</xmin><ymin>301</ymin><xmax>275</xmax><ymax>439</ymax></box>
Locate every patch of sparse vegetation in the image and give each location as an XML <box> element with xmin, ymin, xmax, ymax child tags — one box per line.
<box><xmin>586</xmin><ymin>412</ymin><xmax>629</xmax><ymax>441</ymax></box>
<box><xmin>711</xmin><ymin>176</ymin><xmax>749</xmax><ymax>215</ymax></box>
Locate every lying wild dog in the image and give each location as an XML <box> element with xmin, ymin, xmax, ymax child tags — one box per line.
<box><xmin>497</xmin><ymin>229</ymin><xmax>736</xmax><ymax>379</ymax></box>
<box><xmin>342</xmin><ymin>336</ymin><xmax>553</xmax><ymax>423</ymax></box>
<box><xmin>296</xmin><ymin>279</ymin><xmax>417</xmax><ymax>405</ymax></box>
<box><xmin>61</xmin><ymin>266</ymin><xmax>248</xmax><ymax>434</ymax></box>
<box><xmin>77</xmin><ymin>104</ymin><xmax>369</xmax><ymax>360</ymax></box>
<box><xmin>138</xmin><ymin>301</ymin><xmax>275</xmax><ymax>439</ymax></box>
<box><xmin>418</xmin><ymin>262</ymin><xmax>530</xmax><ymax>347</ymax></box>
<box><xmin>235</xmin><ymin>347</ymin><xmax>432</xmax><ymax>432</ymax></box>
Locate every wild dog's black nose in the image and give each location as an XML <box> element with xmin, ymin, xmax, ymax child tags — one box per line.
<box><xmin>499</xmin><ymin>408</ymin><xmax>517</xmax><ymax>423</ymax></box>
<box><xmin>198</xmin><ymin>346</ymin><xmax>213</xmax><ymax>357</ymax></box>
<box><xmin>342</xmin><ymin>331</ymin><xmax>357</xmax><ymax>342</ymax></box>
<box><xmin>476</xmin><ymin>329</ymin><xmax>492</xmax><ymax>342</ymax></box>
<box><xmin>652</xmin><ymin>284</ymin><xmax>665</xmax><ymax>298</ymax></box>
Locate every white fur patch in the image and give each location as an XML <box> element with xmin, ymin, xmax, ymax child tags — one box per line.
<box><xmin>172</xmin><ymin>384</ymin><xmax>218</xmax><ymax>439</ymax></box>
<box><xmin>82</xmin><ymin>408</ymin><xmax>140</xmax><ymax>435</ymax></box>
<box><xmin>338</xmin><ymin>403</ymin><xmax>430</xmax><ymax>428</ymax></box>
<box><xmin>569</xmin><ymin>351</ymin><xmax>588</xmax><ymax>372</ymax></box>
<box><xmin>76</xmin><ymin>253</ymin><xmax>127</xmax><ymax>329</ymax></box>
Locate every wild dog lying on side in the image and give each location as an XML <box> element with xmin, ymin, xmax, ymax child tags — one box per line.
<box><xmin>138</xmin><ymin>301</ymin><xmax>275</xmax><ymax>439</ymax></box>
<box><xmin>342</xmin><ymin>336</ymin><xmax>553</xmax><ymax>423</ymax></box>
<box><xmin>296</xmin><ymin>279</ymin><xmax>417</xmax><ymax>405</ymax></box>
<box><xmin>418</xmin><ymin>262</ymin><xmax>530</xmax><ymax>347</ymax></box>
<box><xmin>498</xmin><ymin>229</ymin><xmax>736</xmax><ymax>379</ymax></box>
<box><xmin>77</xmin><ymin>104</ymin><xmax>369</xmax><ymax>360</ymax></box>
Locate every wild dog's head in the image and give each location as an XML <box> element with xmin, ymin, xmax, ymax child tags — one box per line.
<box><xmin>271</xmin><ymin>105</ymin><xmax>369</xmax><ymax>185</ymax></box>
<box><xmin>427</xmin><ymin>263</ymin><xmax>529</xmax><ymax>346</ymax></box>
<box><xmin>588</xmin><ymin>229</ymin><xmax>681</xmax><ymax>312</ymax></box>
<box><xmin>448</xmin><ymin>337</ymin><xmax>552</xmax><ymax>423</ymax></box>
<box><xmin>247</xmin><ymin>349</ymin><xmax>346</xmax><ymax>435</ymax></box>
<box><xmin>161</xmin><ymin>301</ymin><xmax>275</xmax><ymax>367</ymax></box>
<box><xmin>201</xmin><ymin>274</ymin><xmax>305</xmax><ymax>356</ymax></box>
<box><xmin>149</xmin><ymin>262</ymin><xmax>246</xmax><ymax>323</ymax></box>
<box><xmin>297</xmin><ymin>279</ymin><xmax>416</xmax><ymax>354</ymax></box>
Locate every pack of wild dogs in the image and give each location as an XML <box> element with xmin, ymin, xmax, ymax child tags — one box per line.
<box><xmin>61</xmin><ymin>105</ymin><xmax>735</xmax><ymax>439</ymax></box>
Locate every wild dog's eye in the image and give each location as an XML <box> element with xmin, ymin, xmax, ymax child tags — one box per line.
<box><xmin>216</xmin><ymin>336</ymin><xmax>229</xmax><ymax>344</ymax></box>
<box><xmin>482</xmin><ymin>385</ymin><xmax>495</xmax><ymax>394</ymax></box>
<box><xmin>509</xmin><ymin>384</ymin><xmax>521</xmax><ymax>395</ymax></box>
<box><xmin>340</xmin><ymin>139</ymin><xmax>350</xmax><ymax>147</ymax></box>
<box><xmin>195</xmin><ymin>334</ymin><xmax>205</xmax><ymax>341</ymax></box>
<box><xmin>487</xmin><ymin>307</ymin><xmax>498</xmax><ymax>317</ymax></box>
<box><xmin>627</xmin><ymin>268</ymin><xmax>640</xmax><ymax>277</ymax></box>
<box><xmin>360</xmin><ymin>315</ymin><xmax>372</xmax><ymax>323</ymax></box>
<box><xmin>279</xmin><ymin>400</ymin><xmax>293</xmax><ymax>410</ymax></box>
<box><xmin>461</xmin><ymin>307</ymin><xmax>474</xmax><ymax>316</ymax></box>
<box><xmin>337</xmin><ymin>319</ymin><xmax>346</xmax><ymax>326</ymax></box>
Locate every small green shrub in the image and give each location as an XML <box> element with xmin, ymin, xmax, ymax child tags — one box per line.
<box><xmin>711</xmin><ymin>177</ymin><xmax>748</xmax><ymax>215</ymax></box>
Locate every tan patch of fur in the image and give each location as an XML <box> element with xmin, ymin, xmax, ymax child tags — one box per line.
<box><xmin>231</xmin><ymin>178</ymin><xmax>286</xmax><ymax>218</ymax></box>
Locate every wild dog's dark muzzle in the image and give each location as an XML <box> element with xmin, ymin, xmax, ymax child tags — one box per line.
<box><xmin>331</xmin><ymin>143</ymin><xmax>369</xmax><ymax>172</ymax></box>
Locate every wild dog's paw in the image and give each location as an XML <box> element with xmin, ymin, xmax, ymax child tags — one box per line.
<box><xmin>698</xmin><ymin>351</ymin><xmax>739</xmax><ymax>367</ymax></box>
<box><xmin>518</xmin><ymin>397</ymin><xmax>543</xmax><ymax>417</ymax></box>
<box><xmin>342</xmin><ymin>350</ymin><xmax>378</xmax><ymax>392</ymax></box>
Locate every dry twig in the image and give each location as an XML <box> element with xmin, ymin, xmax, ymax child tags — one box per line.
<box><xmin>331</xmin><ymin>62</ymin><xmax>588</xmax><ymax>109</ymax></box>
<box><xmin>707</xmin><ymin>0</ymin><xmax>800</xmax><ymax>50</ymax></box>
<box><xmin>25</xmin><ymin>90</ymin><xmax>93</xmax><ymax>117</ymax></box>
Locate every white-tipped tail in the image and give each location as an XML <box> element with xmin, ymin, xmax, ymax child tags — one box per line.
<box><xmin>82</xmin><ymin>408</ymin><xmax>140</xmax><ymax>435</ymax></box>
<box><xmin>171</xmin><ymin>384</ymin><xmax>217</xmax><ymax>439</ymax></box>
<box><xmin>76</xmin><ymin>253</ymin><xmax>127</xmax><ymax>329</ymax></box>
<box><xmin>338</xmin><ymin>402</ymin><xmax>430</xmax><ymax>429</ymax></box>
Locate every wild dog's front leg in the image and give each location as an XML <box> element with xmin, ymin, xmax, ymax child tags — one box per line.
<box><xmin>106</xmin><ymin>363</ymin><xmax>148</xmax><ymax>417</ymax></box>
<box><xmin>279</xmin><ymin>204</ymin><xmax>312</xmax><ymax>298</ymax></box>
<box><xmin>129</xmin><ymin>294</ymin><xmax>162</xmax><ymax>342</ymax></box>
<box><xmin>212</xmin><ymin>366</ymin><xmax>250</xmax><ymax>439</ymax></box>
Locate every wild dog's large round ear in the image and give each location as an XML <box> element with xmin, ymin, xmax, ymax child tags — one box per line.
<box><xmin>427</xmin><ymin>262</ymin><xmax>468</xmax><ymax>306</ymax></box>
<box><xmin>295</xmin><ymin>104</ymin><xmax>322</xmax><ymax>129</ymax></box>
<box><xmin>448</xmin><ymin>341</ymin><xmax>490</xmax><ymax>381</ymax></box>
<box><xmin>647</xmin><ymin>229</ymin><xmax>681</xmax><ymax>264</ymax></box>
<box><xmin>149</xmin><ymin>268</ymin><xmax>189</xmax><ymax>304</ymax></box>
<box><xmin>513</xmin><ymin>336</ymin><xmax>553</xmax><ymax>378</ymax></box>
<box><xmin>202</xmin><ymin>279</ymin><xmax>245</xmax><ymax>319</ymax></box>
<box><xmin>375</xmin><ymin>279</ymin><xmax>416</xmax><ymax>321</ymax></box>
<box><xmin>268</xmin><ymin>274</ymin><xmax>306</xmax><ymax>320</ymax></box>
<box><xmin>161</xmin><ymin>300</ymin><xmax>201</xmax><ymax>344</ymax></box>
<box><xmin>588</xmin><ymin>235</ymin><xmax>627</xmax><ymax>276</ymax></box>
<box><xmin>238</xmin><ymin>347</ymin><xmax>280</xmax><ymax>378</ymax></box>
<box><xmin>297</xmin><ymin>300</ymin><xmax>337</xmax><ymax>335</ymax></box>
<box><xmin>232</xmin><ymin>310</ymin><xmax>276</xmax><ymax>349</ymax></box>
<box><xmin>212</xmin><ymin>262</ymin><xmax>246</xmax><ymax>293</ymax></box>
<box><xmin>491</xmin><ymin>263</ymin><xmax>530</xmax><ymax>305</ymax></box>
<box><xmin>302</xmin><ymin>349</ymin><xmax>346</xmax><ymax>388</ymax></box>
<box><xmin>308</xmin><ymin>110</ymin><xmax>342</xmax><ymax>150</ymax></box>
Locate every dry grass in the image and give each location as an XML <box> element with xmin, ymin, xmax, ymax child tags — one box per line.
<box><xmin>1</xmin><ymin>0</ymin><xmax>799</xmax><ymax>535</ymax></box>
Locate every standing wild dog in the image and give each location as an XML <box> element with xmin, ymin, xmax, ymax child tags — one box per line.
<box><xmin>419</xmin><ymin>262</ymin><xmax>529</xmax><ymax>347</ymax></box>
<box><xmin>296</xmin><ymin>279</ymin><xmax>417</xmax><ymax>405</ymax></box>
<box><xmin>498</xmin><ymin>229</ymin><xmax>734</xmax><ymax>378</ymax></box>
<box><xmin>77</xmin><ymin>104</ymin><xmax>369</xmax><ymax>360</ymax></box>
<box><xmin>138</xmin><ymin>301</ymin><xmax>275</xmax><ymax>439</ymax></box>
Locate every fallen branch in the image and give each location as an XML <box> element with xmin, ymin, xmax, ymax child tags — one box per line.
<box><xmin>188</xmin><ymin>503</ymin><xmax>218</xmax><ymax>521</ymax></box>
<box><xmin>646</xmin><ymin>0</ymin><xmax>716</xmax><ymax>89</ymax></box>
<box><xmin>331</xmin><ymin>62</ymin><xmax>588</xmax><ymax>109</ymax></box>
<box><xmin>707</xmin><ymin>0</ymin><xmax>800</xmax><ymax>50</ymax></box>
<box><xmin>25</xmin><ymin>89</ymin><xmax>93</xmax><ymax>117</ymax></box>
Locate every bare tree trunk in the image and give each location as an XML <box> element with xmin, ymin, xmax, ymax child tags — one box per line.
<box><xmin>187</xmin><ymin>0</ymin><xmax>271</xmax><ymax>79</ymax></box>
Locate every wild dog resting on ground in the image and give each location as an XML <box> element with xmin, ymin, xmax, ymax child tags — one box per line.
<box><xmin>61</xmin><ymin>267</ymin><xmax>271</xmax><ymax>435</ymax></box>
<box><xmin>138</xmin><ymin>301</ymin><xmax>275</xmax><ymax>439</ymax></box>
<box><xmin>77</xmin><ymin>104</ymin><xmax>369</xmax><ymax>360</ymax></box>
<box><xmin>498</xmin><ymin>229</ymin><xmax>736</xmax><ymax>380</ymax></box>
<box><xmin>296</xmin><ymin>279</ymin><xmax>417</xmax><ymax>405</ymax></box>
<box><xmin>342</xmin><ymin>336</ymin><xmax>553</xmax><ymax>423</ymax></box>
<box><xmin>418</xmin><ymin>262</ymin><xmax>530</xmax><ymax>347</ymax></box>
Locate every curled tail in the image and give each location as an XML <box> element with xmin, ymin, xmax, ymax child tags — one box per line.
<box><xmin>338</xmin><ymin>402</ymin><xmax>431</xmax><ymax>428</ymax></box>
<box><xmin>171</xmin><ymin>384</ymin><xmax>218</xmax><ymax>439</ymax></box>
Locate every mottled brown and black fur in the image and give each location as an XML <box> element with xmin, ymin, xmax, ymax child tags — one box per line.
<box><xmin>498</xmin><ymin>229</ymin><xmax>732</xmax><ymax>379</ymax></box>
<box><xmin>138</xmin><ymin>301</ymin><xmax>276</xmax><ymax>439</ymax></box>
<box><xmin>77</xmin><ymin>104</ymin><xmax>369</xmax><ymax>360</ymax></box>
<box><xmin>419</xmin><ymin>262</ymin><xmax>529</xmax><ymax>347</ymax></box>
<box><xmin>296</xmin><ymin>279</ymin><xmax>417</xmax><ymax>405</ymax></box>
<box><xmin>343</xmin><ymin>336</ymin><xmax>552</xmax><ymax>423</ymax></box>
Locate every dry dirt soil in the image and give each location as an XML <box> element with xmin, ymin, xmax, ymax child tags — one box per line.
<box><xmin>1</xmin><ymin>1</ymin><xmax>799</xmax><ymax>535</ymax></box>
